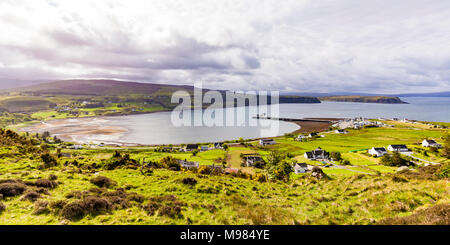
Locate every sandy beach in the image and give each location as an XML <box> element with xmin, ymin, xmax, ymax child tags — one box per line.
<box><xmin>19</xmin><ymin>117</ymin><xmax>129</xmax><ymax>145</ymax></box>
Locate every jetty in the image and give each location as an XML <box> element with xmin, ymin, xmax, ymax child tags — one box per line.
<box><xmin>253</xmin><ymin>116</ymin><xmax>337</xmax><ymax>123</ymax></box>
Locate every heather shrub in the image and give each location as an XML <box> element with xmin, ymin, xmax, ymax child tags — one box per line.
<box><xmin>0</xmin><ymin>182</ymin><xmax>27</xmax><ymax>197</ymax></box>
<box><xmin>90</xmin><ymin>176</ymin><xmax>116</xmax><ymax>188</ymax></box>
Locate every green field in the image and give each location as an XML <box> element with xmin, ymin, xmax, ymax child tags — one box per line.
<box><xmin>0</xmin><ymin>121</ymin><xmax>448</xmax><ymax>225</ymax></box>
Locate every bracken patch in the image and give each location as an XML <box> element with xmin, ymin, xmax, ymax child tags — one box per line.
<box><xmin>0</xmin><ymin>182</ymin><xmax>27</xmax><ymax>197</ymax></box>
<box><xmin>90</xmin><ymin>176</ymin><xmax>116</xmax><ymax>188</ymax></box>
<box><xmin>378</xmin><ymin>204</ymin><xmax>450</xmax><ymax>225</ymax></box>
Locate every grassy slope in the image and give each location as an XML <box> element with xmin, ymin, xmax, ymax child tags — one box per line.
<box><xmin>0</xmin><ymin>120</ymin><xmax>448</xmax><ymax>225</ymax></box>
<box><xmin>0</xmin><ymin>158</ymin><xmax>448</xmax><ymax>225</ymax></box>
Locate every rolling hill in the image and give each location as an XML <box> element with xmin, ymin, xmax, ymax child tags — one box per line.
<box><xmin>10</xmin><ymin>79</ymin><xmax>194</xmax><ymax>96</ymax></box>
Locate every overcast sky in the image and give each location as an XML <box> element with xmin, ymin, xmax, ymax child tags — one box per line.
<box><xmin>0</xmin><ymin>0</ymin><xmax>449</xmax><ymax>93</ymax></box>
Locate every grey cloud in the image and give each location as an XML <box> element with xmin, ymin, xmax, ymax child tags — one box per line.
<box><xmin>0</xmin><ymin>0</ymin><xmax>449</xmax><ymax>93</ymax></box>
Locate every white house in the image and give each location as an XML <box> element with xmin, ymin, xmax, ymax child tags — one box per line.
<box><xmin>304</xmin><ymin>147</ymin><xmax>330</xmax><ymax>160</ymax></box>
<box><xmin>176</xmin><ymin>160</ymin><xmax>199</xmax><ymax>169</ymax></box>
<box><xmin>242</xmin><ymin>154</ymin><xmax>264</xmax><ymax>167</ymax></box>
<box><xmin>368</xmin><ymin>147</ymin><xmax>388</xmax><ymax>157</ymax></box>
<box><xmin>213</xmin><ymin>142</ymin><xmax>224</xmax><ymax>149</ymax></box>
<box><xmin>296</xmin><ymin>135</ymin><xmax>305</xmax><ymax>141</ymax></box>
<box><xmin>422</xmin><ymin>139</ymin><xmax>442</xmax><ymax>148</ymax></box>
<box><xmin>71</xmin><ymin>145</ymin><xmax>83</xmax><ymax>150</ymax></box>
<box><xmin>335</xmin><ymin>129</ymin><xmax>348</xmax><ymax>134</ymax></box>
<box><xmin>294</xmin><ymin>163</ymin><xmax>308</xmax><ymax>174</ymax></box>
<box><xmin>259</xmin><ymin>139</ymin><xmax>276</xmax><ymax>146</ymax></box>
<box><xmin>387</xmin><ymin>144</ymin><xmax>409</xmax><ymax>152</ymax></box>
<box><xmin>308</xmin><ymin>132</ymin><xmax>318</xmax><ymax>138</ymax></box>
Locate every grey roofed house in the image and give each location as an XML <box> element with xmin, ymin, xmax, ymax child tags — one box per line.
<box><xmin>422</xmin><ymin>139</ymin><xmax>442</xmax><ymax>148</ymax></box>
<box><xmin>176</xmin><ymin>159</ymin><xmax>199</xmax><ymax>169</ymax></box>
<box><xmin>368</xmin><ymin>147</ymin><xmax>388</xmax><ymax>157</ymax></box>
<box><xmin>387</xmin><ymin>144</ymin><xmax>409</xmax><ymax>152</ymax></box>
<box><xmin>308</xmin><ymin>132</ymin><xmax>318</xmax><ymax>137</ymax></box>
<box><xmin>335</xmin><ymin>129</ymin><xmax>348</xmax><ymax>134</ymax></box>
<box><xmin>304</xmin><ymin>147</ymin><xmax>330</xmax><ymax>160</ymax></box>
<box><xmin>259</xmin><ymin>138</ymin><xmax>276</xmax><ymax>146</ymax></box>
<box><xmin>184</xmin><ymin>144</ymin><xmax>199</xmax><ymax>151</ymax></box>
<box><xmin>294</xmin><ymin>163</ymin><xmax>308</xmax><ymax>174</ymax></box>
<box><xmin>225</xmin><ymin>168</ymin><xmax>239</xmax><ymax>174</ymax></box>
<box><xmin>242</xmin><ymin>154</ymin><xmax>264</xmax><ymax>167</ymax></box>
<box><xmin>60</xmin><ymin>152</ymin><xmax>72</xmax><ymax>158</ymax></box>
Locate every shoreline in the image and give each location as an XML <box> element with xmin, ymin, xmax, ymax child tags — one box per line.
<box><xmin>18</xmin><ymin>113</ymin><xmax>307</xmax><ymax>147</ymax></box>
<box><xmin>18</xmin><ymin>114</ymin><xmax>340</xmax><ymax>147</ymax></box>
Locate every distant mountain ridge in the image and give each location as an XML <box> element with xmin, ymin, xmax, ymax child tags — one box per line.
<box><xmin>282</xmin><ymin>91</ymin><xmax>450</xmax><ymax>98</ymax></box>
<box><xmin>4</xmin><ymin>79</ymin><xmax>321</xmax><ymax>105</ymax></box>
<box><xmin>320</xmin><ymin>95</ymin><xmax>408</xmax><ymax>104</ymax></box>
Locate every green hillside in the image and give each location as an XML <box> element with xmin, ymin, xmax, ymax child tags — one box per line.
<box><xmin>0</xmin><ymin>122</ymin><xmax>448</xmax><ymax>225</ymax></box>
<box><xmin>0</xmin><ymin>97</ymin><xmax>56</xmax><ymax>113</ymax></box>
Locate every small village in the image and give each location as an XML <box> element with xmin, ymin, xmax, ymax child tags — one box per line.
<box><xmin>57</xmin><ymin>117</ymin><xmax>447</xmax><ymax>179</ymax></box>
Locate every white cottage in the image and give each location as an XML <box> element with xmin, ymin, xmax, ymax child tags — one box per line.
<box><xmin>368</xmin><ymin>147</ymin><xmax>388</xmax><ymax>157</ymax></box>
<box><xmin>387</xmin><ymin>144</ymin><xmax>409</xmax><ymax>152</ymax></box>
<box><xmin>422</xmin><ymin>139</ymin><xmax>442</xmax><ymax>148</ymax></box>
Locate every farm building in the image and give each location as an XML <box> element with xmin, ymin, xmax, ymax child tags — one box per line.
<box><xmin>335</xmin><ymin>129</ymin><xmax>348</xmax><ymax>134</ymax></box>
<box><xmin>225</xmin><ymin>168</ymin><xmax>239</xmax><ymax>174</ymax></box>
<box><xmin>368</xmin><ymin>147</ymin><xmax>388</xmax><ymax>157</ymax></box>
<box><xmin>387</xmin><ymin>144</ymin><xmax>409</xmax><ymax>152</ymax></box>
<box><xmin>259</xmin><ymin>139</ymin><xmax>276</xmax><ymax>146</ymax></box>
<box><xmin>294</xmin><ymin>163</ymin><xmax>308</xmax><ymax>174</ymax></box>
<box><xmin>296</xmin><ymin>135</ymin><xmax>306</xmax><ymax>141</ymax></box>
<box><xmin>304</xmin><ymin>147</ymin><xmax>330</xmax><ymax>160</ymax></box>
<box><xmin>184</xmin><ymin>144</ymin><xmax>199</xmax><ymax>152</ymax></box>
<box><xmin>308</xmin><ymin>132</ymin><xmax>318</xmax><ymax>138</ymax></box>
<box><xmin>422</xmin><ymin>139</ymin><xmax>442</xmax><ymax>148</ymax></box>
<box><xmin>176</xmin><ymin>160</ymin><xmax>199</xmax><ymax>169</ymax></box>
<box><xmin>242</xmin><ymin>154</ymin><xmax>264</xmax><ymax>167</ymax></box>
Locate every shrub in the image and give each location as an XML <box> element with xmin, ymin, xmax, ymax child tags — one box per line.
<box><xmin>437</xmin><ymin>163</ymin><xmax>450</xmax><ymax>179</ymax></box>
<box><xmin>380</xmin><ymin>152</ymin><xmax>410</xmax><ymax>167</ymax></box>
<box><xmin>342</xmin><ymin>160</ymin><xmax>351</xmax><ymax>165</ymax></box>
<box><xmin>330</xmin><ymin>152</ymin><xmax>342</xmax><ymax>161</ymax></box>
<box><xmin>198</xmin><ymin>166</ymin><xmax>212</xmax><ymax>175</ymax></box>
<box><xmin>159</xmin><ymin>205</ymin><xmax>182</xmax><ymax>218</ymax></box>
<box><xmin>159</xmin><ymin>156</ymin><xmax>181</xmax><ymax>170</ymax></box>
<box><xmin>103</xmin><ymin>152</ymin><xmax>137</xmax><ymax>170</ymax></box>
<box><xmin>48</xmin><ymin>174</ymin><xmax>58</xmax><ymax>181</ymax></box>
<box><xmin>81</xmin><ymin>196</ymin><xmax>112</xmax><ymax>214</ymax></box>
<box><xmin>268</xmin><ymin>160</ymin><xmax>293</xmax><ymax>182</ymax></box>
<box><xmin>20</xmin><ymin>191</ymin><xmax>41</xmax><ymax>202</ymax></box>
<box><xmin>392</xmin><ymin>175</ymin><xmax>409</xmax><ymax>183</ymax></box>
<box><xmin>0</xmin><ymin>182</ymin><xmax>27</xmax><ymax>197</ymax></box>
<box><xmin>253</xmin><ymin>173</ymin><xmax>268</xmax><ymax>183</ymax></box>
<box><xmin>0</xmin><ymin>202</ymin><xmax>5</xmax><ymax>213</ymax></box>
<box><xmin>378</xmin><ymin>204</ymin><xmax>450</xmax><ymax>225</ymax></box>
<box><xmin>40</xmin><ymin>153</ymin><xmax>58</xmax><ymax>168</ymax></box>
<box><xmin>143</xmin><ymin>201</ymin><xmax>161</xmax><ymax>215</ymax></box>
<box><xmin>34</xmin><ymin>179</ymin><xmax>58</xmax><ymax>189</ymax></box>
<box><xmin>61</xmin><ymin>202</ymin><xmax>85</xmax><ymax>221</ymax></box>
<box><xmin>126</xmin><ymin>192</ymin><xmax>145</xmax><ymax>203</ymax></box>
<box><xmin>33</xmin><ymin>200</ymin><xmax>49</xmax><ymax>215</ymax></box>
<box><xmin>90</xmin><ymin>176</ymin><xmax>115</xmax><ymax>188</ymax></box>
<box><xmin>181</xmin><ymin>178</ymin><xmax>197</xmax><ymax>186</ymax></box>
<box><xmin>49</xmin><ymin>200</ymin><xmax>67</xmax><ymax>211</ymax></box>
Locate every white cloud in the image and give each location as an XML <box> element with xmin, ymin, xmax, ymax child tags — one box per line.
<box><xmin>0</xmin><ymin>0</ymin><xmax>449</xmax><ymax>93</ymax></box>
